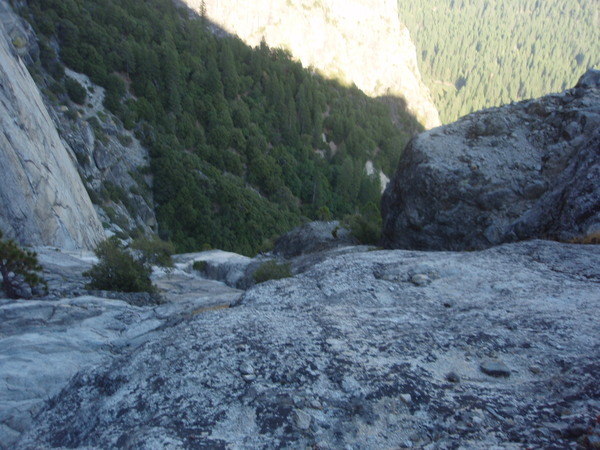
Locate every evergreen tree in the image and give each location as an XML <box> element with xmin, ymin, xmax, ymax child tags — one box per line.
<box><xmin>0</xmin><ymin>231</ymin><xmax>47</xmax><ymax>299</ymax></box>
<box><xmin>22</xmin><ymin>0</ymin><xmax>420</xmax><ymax>255</ymax></box>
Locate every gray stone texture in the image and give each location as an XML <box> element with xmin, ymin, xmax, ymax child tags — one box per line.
<box><xmin>382</xmin><ymin>69</ymin><xmax>600</xmax><ymax>250</ymax></box>
<box><xmin>8</xmin><ymin>240</ymin><xmax>600</xmax><ymax>449</ymax></box>
<box><xmin>0</xmin><ymin>247</ymin><xmax>242</xmax><ymax>449</ymax></box>
<box><xmin>273</xmin><ymin>221</ymin><xmax>357</xmax><ymax>258</ymax></box>
<box><xmin>0</xmin><ymin>5</ymin><xmax>104</xmax><ymax>249</ymax></box>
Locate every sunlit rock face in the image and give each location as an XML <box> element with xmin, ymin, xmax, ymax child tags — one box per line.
<box><xmin>181</xmin><ymin>0</ymin><xmax>441</xmax><ymax>129</ymax></box>
<box><xmin>0</xmin><ymin>5</ymin><xmax>104</xmax><ymax>249</ymax></box>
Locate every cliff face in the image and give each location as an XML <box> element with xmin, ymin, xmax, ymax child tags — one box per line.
<box><xmin>182</xmin><ymin>0</ymin><xmax>441</xmax><ymax>129</ymax></box>
<box><xmin>0</xmin><ymin>5</ymin><xmax>104</xmax><ymax>249</ymax></box>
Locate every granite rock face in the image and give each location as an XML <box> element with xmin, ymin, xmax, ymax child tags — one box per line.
<box><xmin>0</xmin><ymin>6</ymin><xmax>104</xmax><ymax>249</ymax></box>
<box><xmin>14</xmin><ymin>240</ymin><xmax>600</xmax><ymax>449</ymax></box>
<box><xmin>273</xmin><ymin>221</ymin><xmax>357</xmax><ymax>258</ymax></box>
<box><xmin>0</xmin><ymin>247</ymin><xmax>242</xmax><ymax>449</ymax></box>
<box><xmin>382</xmin><ymin>69</ymin><xmax>600</xmax><ymax>251</ymax></box>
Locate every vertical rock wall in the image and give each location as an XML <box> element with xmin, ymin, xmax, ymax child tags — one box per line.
<box><xmin>0</xmin><ymin>10</ymin><xmax>105</xmax><ymax>250</ymax></box>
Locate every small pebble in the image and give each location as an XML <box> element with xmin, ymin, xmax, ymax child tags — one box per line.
<box><xmin>310</xmin><ymin>399</ymin><xmax>323</xmax><ymax>410</ymax></box>
<box><xmin>480</xmin><ymin>360</ymin><xmax>511</xmax><ymax>378</ymax></box>
<box><xmin>411</xmin><ymin>274</ymin><xmax>431</xmax><ymax>287</ymax></box>
<box><xmin>446</xmin><ymin>371</ymin><xmax>460</xmax><ymax>383</ymax></box>
<box><xmin>400</xmin><ymin>393</ymin><xmax>412</xmax><ymax>404</ymax></box>
<box><xmin>529</xmin><ymin>365</ymin><xmax>541</xmax><ymax>374</ymax></box>
<box><xmin>292</xmin><ymin>409</ymin><xmax>312</xmax><ymax>430</ymax></box>
<box><xmin>239</xmin><ymin>362</ymin><xmax>254</xmax><ymax>375</ymax></box>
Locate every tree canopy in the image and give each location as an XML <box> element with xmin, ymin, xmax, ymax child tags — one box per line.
<box><xmin>20</xmin><ymin>0</ymin><xmax>420</xmax><ymax>255</ymax></box>
<box><xmin>397</xmin><ymin>0</ymin><xmax>600</xmax><ymax>122</ymax></box>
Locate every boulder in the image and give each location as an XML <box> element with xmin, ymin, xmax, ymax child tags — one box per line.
<box><xmin>14</xmin><ymin>240</ymin><xmax>600</xmax><ymax>449</ymax></box>
<box><xmin>173</xmin><ymin>250</ymin><xmax>256</xmax><ymax>289</ymax></box>
<box><xmin>381</xmin><ymin>69</ymin><xmax>600</xmax><ymax>250</ymax></box>
<box><xmin>273</xmin><ymin>221</ymin><xmax>357</xmax><ymax>258</ymax></box>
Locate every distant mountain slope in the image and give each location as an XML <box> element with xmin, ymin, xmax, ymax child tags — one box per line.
<box><xmin>398</xmin><ymin>0</ymin><xmax>600</xmax><ymax>123</ymax></box>
<box><xmin>182</xmin><ymin>0</ymin><xmax>441</xmax><ymax>129</ymax></box>
<box><xmin>17</xmin><ymin>0</ymin><xmax>421</xmax><ymax>255</ymax></box>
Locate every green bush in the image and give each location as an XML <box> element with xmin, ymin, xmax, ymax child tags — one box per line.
<box><xmin>253</xmin><ymin>260</ymin><xmax>292</xmax><ymax>284</ymax></box>
<box><xmin>84</xmin><ymin>238</ymin><xmax>154</xmax><ymax>293</ymax></box>
<box><xmin>0</xmin><ymin>230</ymin><xmax>47</xmax><ymax>299</ymax></box>
<box><xmin>131</xmin><ymin>236</ymin><xmax>175</xmax><ymax>267</ymax></box>
<box><xmin>343</xmin><ymin>202</ymin><xmax>382</xmax><ymax>245</ymax></box>
<box><xmin>192</xmin><ymin>260</ymin><xmax>207</xmax><ymax>272</ymax></box>
<box><xmin>65</xmin><ymin>77</ymin><xmax>87</xmax><ymax>105</ymax></box>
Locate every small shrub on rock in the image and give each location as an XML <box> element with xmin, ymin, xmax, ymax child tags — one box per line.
<box><xmin>192</xmin><ymin>260</ymin><xmax>207</xmax><ymax>272</ymax></box>
<box><xmin>131</xmin><ymin>235</ymin><xmax>175</xmax><ymax>268</ymax></box>
<box><xmin>343</xmin><ymin>202</ymin><xmax>382</xmax><ymax>245</ymax></box>
<box><xmin>84</xmin><ymin>238</ymin><xmax>154</xmax><ymax>293</ymax></box>
<box><xmin>569</xmin><ymin>231</ymin><xmax>600</xmax><ymax>245</ymax></box>
<box><xmin>253</xmin><ymin>260</ymin><xmax>292</xmax><ymax>284</ymax></box>
<box><xmin>65</xmin><ymin>77</ymin><xmax>87</xmax><ymax>105</ymax></box>
<box><xmin>0</xmin><ymin>230</ymin><xmax>47</xmax><ymax>299</ymax></box>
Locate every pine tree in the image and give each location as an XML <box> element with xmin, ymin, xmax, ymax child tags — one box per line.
<box><xmin>0</xmin><ymin>231</ymin><xmax>47</xmax><ymax>299</ymax></box>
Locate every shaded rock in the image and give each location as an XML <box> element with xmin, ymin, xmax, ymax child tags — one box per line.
<box><xmin>480</xmin><ymin>360</ymin><xmax>511</xmax><ymax>378</ymax></box>
<box><xmin>175</xmin><ymin>250</ymin><xmax>258</xmax><ymax>289</ymax></box>
<box><xmin>382</xmin><ymin>69</ymin><xmax>600</xmax><ymax>250</ymax></box>
<box><xmin>273</xmin><ymin>221</ymin><xmax>357</xmax><ymax>259</ymax></box>
<box><xmin>51</xmin><ymin>68</ymin><xmax>157</xmax><ymax>237</ymax></box>
<box><xmin>446</xmin><ymin>372</ymin><xmax>460</xmax><ymax>383</ymax></box>
<box><xmin>575</xmin><ymin>68</ymin><xmax>600</xmax><ymax>89</ymax></box>
<box><xmin>14</xmin><ymin>240</ymin><xmax>600</xmax><ymax>449</ymax></box>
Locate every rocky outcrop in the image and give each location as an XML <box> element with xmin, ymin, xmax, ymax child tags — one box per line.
<box><xmin>273</xmin><ymin>221</ymin><xmax>357</xmax><ymax>258</ymax></box>
<box><xmin>174</xmin><ymin>250</ymin><xmax>257</xmax><ymax>289</ymax></box>
<box><xmin>0</xmin><ymin>247</ymin><xmax>241</xmax><ymax>449</ymax></box>
<box><xmin>181</xmin><ymin>0</ymin><xmax>440</xmax><ymax>129</ymax></box>
<box><xmin>12</xmin><ymin>240</ymin><xmax>600</xmax><ymax>448</ymax></box>
<box><xmin>174</xmin><ymin>226</ymin><xmax>367</xmax><ymax>290</ymax></box>
<box><xmin>0</xmin><ymin>6</ymin><xmax>104</xmax><ymax>249</ymax></box>
<box><xmin>382</xmin><ymin>69</ymin><xmax>600</xmax><ymax>251</ymax></box>
<box><xmin>50</xmin><ymin>69</ymin><xmax>158</xmax><ymax>237</ymax></box>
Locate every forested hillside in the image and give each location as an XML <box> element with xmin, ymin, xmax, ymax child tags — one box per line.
<box><xmin>17</xmin><ymin>0</ymin><xmax>420</xmax><ymax>255</ymax></box>
<box><xmin>397</xmin><ymin>0</ymin><xmax>600</xmax><ymax>123</ymax></box>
